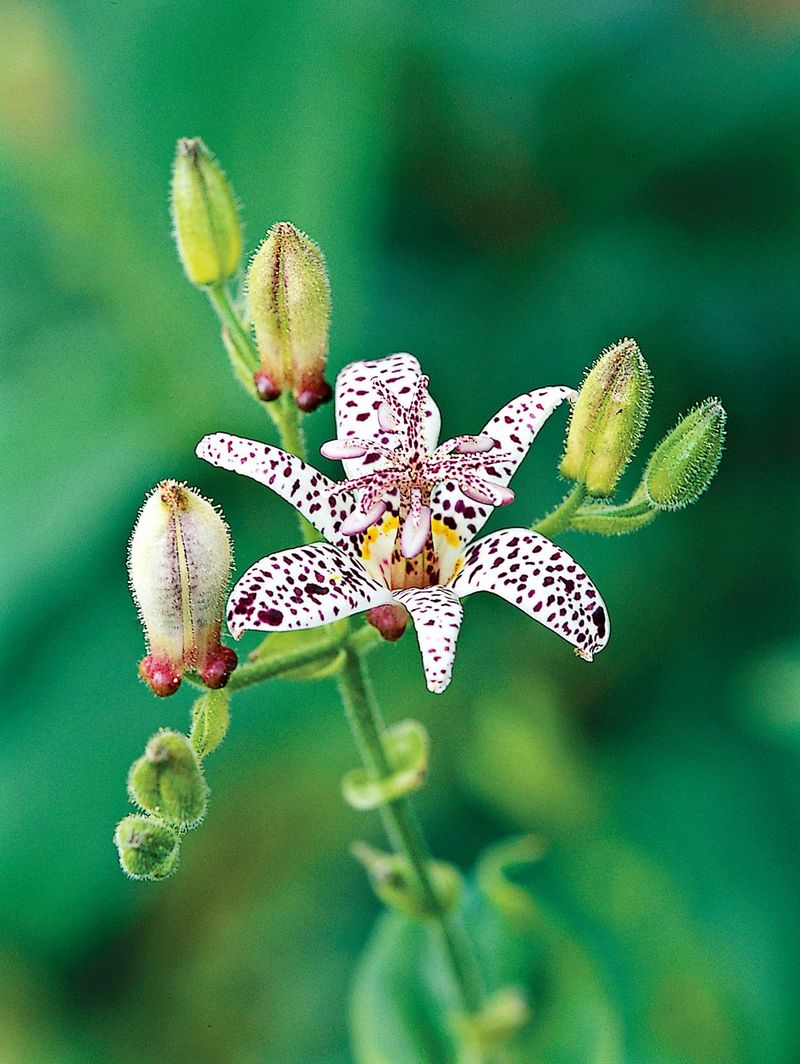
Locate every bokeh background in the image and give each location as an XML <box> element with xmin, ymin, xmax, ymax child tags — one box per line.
<box><xmin>2</xmin><ymin>1</ymin><xmax>800</xmax><ymax>1061</ymax></box>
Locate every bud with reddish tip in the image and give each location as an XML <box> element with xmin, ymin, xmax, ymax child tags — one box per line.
<box><xmin>366</xmin><ymin>603</ymin><xmax>409</xmax><ymax>643</ymax></box>
<box><xmin>561</xmin><ymin>338</ymin><xmax>652</xmax><ymax>497</ymax></box>
<box><xmin>128</xmin><ymin>480</ymin><xmax>237</xmax><ymax>696</ymax></box>
<box><xmin>171</xmin><ymin>137</ymin><xmax>243</xmax><ymax>286</ymax></box>
<box><xmin>247</xmin><ymin>222</ymin><xmax>332</xmax><ymax>412</ymax></box>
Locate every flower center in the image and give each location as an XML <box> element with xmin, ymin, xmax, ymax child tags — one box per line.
<box><xmin>322</xmin><ymin>373</ymin><xmax>515</xmax><ymax>560</ymax></box>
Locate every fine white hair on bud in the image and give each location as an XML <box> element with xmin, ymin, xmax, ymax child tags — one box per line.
<box><xmin>247</xmin><ymin>221</ymin><xmax>333</xmax><ymax>412</ymax></box>
<box><xmin>561</xmin><ymin>337</ymin><xmax>652</xmax><ymax>497</ymax></box>
<box><xmin>170</xmin><ymin>137</ymin><xmax>243</xmax><ymax>287</ymax></box>
<box><xmin>127</xmin><ymin>480</ymin><xmax>237</xmax><ymax>696</ymax></box>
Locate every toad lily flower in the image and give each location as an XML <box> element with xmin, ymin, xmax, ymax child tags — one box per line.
<box><xmin>196</xmin><ymin>354</ymin><xmax>610</xmax><ymax>693</ymax></box>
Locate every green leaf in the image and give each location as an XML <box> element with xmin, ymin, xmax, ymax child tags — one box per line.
<box><xmin>350</xmin><ymin>836</ymin><xmax>623</xmax><ymax>1064</ymax></box>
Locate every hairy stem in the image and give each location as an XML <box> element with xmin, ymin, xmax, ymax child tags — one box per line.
<box><xmin>337</xmin><ymin>648</ymin><xmax>486</xmax><ymax>1018</ymax></box>
<box><xmin>531</xmin><ymin>483</ymin><xmax>586</xmax><ymax>537</ymax></box>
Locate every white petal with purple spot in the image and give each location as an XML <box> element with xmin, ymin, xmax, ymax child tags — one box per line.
<box><xmin>226</xmin><ymin>543</ymin><xmax>392</xmax><ymax>638</ymax></box>
<box><xmin>393</xmin><ymin>586</ymin><xmax>464</xmax><ymax>693</ymax></box>
<box><xmin>334</xmin><ymin>354</ymin><xmax>441</xmax><ymax>480</ymax></box>
<box><xmin>451</xmin><ymin>527</ymin><xmax>609</xmax><ymax>659</ymax></box>
<box><xmin>431</xmin><ymin>386</ymin><xmax>575</xmax><ymax>578</ymax></box>
<box><xmin>196</xmin><ymin>434</ymin><xmax>357</xmax><ymax>547</ymax></box>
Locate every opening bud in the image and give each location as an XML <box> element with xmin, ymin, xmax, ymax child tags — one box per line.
<box><xmin>114</xmin><ymin>814</ymin><xmax>180</xmax><ymax>881</ymax></box>
<box><xmin>644</xmin><ymin>398</ymin><xmax>726</xmax><ymax>510</ymax></box>
<box><xmin>128</xmin><ymin>729</ymin><xmax>208</xmax><ymax>827</ymax></box>
<box><xmin>351</xmin><ymin>842</ymin><xmax>462</xmax><ymax>919</ymax></box>
<box><xmin>247</xmin><ymin>222</ymin><xmax>332</xmax><ymax>411</ymax></box>
<box><xmin>128</xmin><ymin>480</ymin><xmax>237</xmax><ymax>696</ymax></box>
<box><xmin>171</xmin><ymin>137</ymin><xmax>242</xmax><ymax>287</ymax></box>
<box><xmin>561</xmin><ymin>338</ymin><xmax>652</xmax><ymax>497</ymax></box>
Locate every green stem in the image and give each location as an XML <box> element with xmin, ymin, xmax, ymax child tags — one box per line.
<box><xmin>531</xmin><ymin>483</ymin><xmax>586</xmax><ymax>537</ymax></box>
<box><xmin>207</xmin><ymin>283</ymin><xmax>259</xmax><ymax>373</ymax></box>
<box><xmin>337</xmin><ymin>648</ymin><xmax>486</xmax><ymax>1018</ymax></box>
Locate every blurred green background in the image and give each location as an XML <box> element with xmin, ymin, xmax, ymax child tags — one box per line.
<box><xmin>2</xmin><ymin>1</ymin><xmax>799</xmax><ymax>1061</ymax></box>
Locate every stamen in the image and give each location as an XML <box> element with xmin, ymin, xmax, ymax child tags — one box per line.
<box><xmin>340</xmin><ymin>499</ymin><xmax>388</xmax><ymax>536</ymax></box>
<box><xmin>321</xmin><ymin>440</ymin><xmax>369</xmax><ymax>461</ymax></box>
<box><xmin>460</xmin><ymin>479</ymin><xmax>515</xmax><ymax>507</ymax></box>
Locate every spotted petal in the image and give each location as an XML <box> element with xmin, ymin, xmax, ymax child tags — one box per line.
<box><xmin>226</xmin><ymin>543</ymin><xmax>391</xmax><ymax>638</ymax></box>
<box><xmin>393</xmin><ymin>586</ymin><xmax>463</xmax><ymax>694</ymax></box>
<box><xmin>431</xmin><ymin>386</ymin><xmax>576</xmax><ymax>578</ymax></box>
<box><xmin>197</xmin><ymin>433</ymin><xmax>356</xmax><ymax>546</ymax></box>
<box><xmin>335</xmin><ymin>353</ymin><xmax>441</xmax><ymax>480</ymax></box>
<box><xmin>450</xmin><ymin>528</ymin><xmax>609</xmax><ymax>660</ymax></box>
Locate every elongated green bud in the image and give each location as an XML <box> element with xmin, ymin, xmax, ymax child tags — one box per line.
<box><xmin>561</xmin><ymin>338</ymin><xmax>652</xmax><ymax>497</ymax></box>
<box><xmin>128</xmin><ymin>730</ymin><xmax>208</xmax><ymax>827</ymax></box>
<box><xmin>644</xmin><ymin>398</ymin><xmax>726</xmax><ymax>510</ymax></box>
<box><xmin>171</xmin><ymin>137</ymin><xmax>242</xmax><ymax>286</ymax></box>
<box><xmin>247</xmin><ymin>222</ymin><xmax>332</xmax><ymax>412</ymax></box>
<box><xmin>114</xmin><ymin>815</ymin><xmax>180</xmax><ymax>881</ymax></box>
<box><xmin>128</xmin><ymin>480</ymin><xmax>237</xmax><ymax>696</ymax></box>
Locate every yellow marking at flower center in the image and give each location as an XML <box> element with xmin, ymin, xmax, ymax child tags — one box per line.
<box><xmin>431</xmin><ymin>518</ymin><xmax>459</xmax><ymax>549</ymax></box>
<box><xmin>361</xmin><ymin>514</ymin><xmax>399</xmax><ymax>562</ymax></box>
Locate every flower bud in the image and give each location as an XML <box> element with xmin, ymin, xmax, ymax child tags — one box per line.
<box><xmin>247</xmin><ymin>222</ymin><xmax>332</xmax><ymax>411</ymax></box>
<box><xmin>128</xmin><ymin>480</ymin><xmax>237</xmax><ymax>696</ymax></box>
<box><xmin>644</xmin><ymin>398</ymin><xmax>726</xmax><ymax>510</ymax></box>
<box><xmin>114</xmin><ymin>814</ymin><xmax>180</xmax><ymax>881</ymax></box>
<box><xmin>128</xmin><ymin>730</ymin><xmax>208</xmax><ymax>827</ymax></box>
<box><xmin>171</xmin><ymin>137</ymin><xmax>242</xmax><ymax>286</ymax></box>
<box><xmin>561</xmin><ymin>338</ymin><xmax>652</xmax><ymax>497</ymax></box>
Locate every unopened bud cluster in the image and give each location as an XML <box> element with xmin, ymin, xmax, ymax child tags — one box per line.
<box><xmin>114</xmin><ymin>691</ymin><xmax>230</xmax><ymax>881</ymax></box>
<box><xmin>561</xmin><ymin>338</ymin><xmax>652</xmax><ymax>496</ymax></box>
<box><xmin>128</xmin><ymin>480</ymin><xmax>236</xmax><ymax>697</ymax></box>
<box><xmin>248</xmin><ymin>222</ymin><xmax>332</xmax><ymax>411</ymax></box>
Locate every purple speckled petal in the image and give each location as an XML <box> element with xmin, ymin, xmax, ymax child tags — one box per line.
<box><xmin>451</xmin><ymin>527</ymin><xmax>609</xmax><ymax>660</ymax></box>
<box><xmin>334</xmin><ymin>354</ymin><xmax>441</xmax><ymax>480</ymax></box>
<box><xmin>196</xmin><ymin>434</ymin><xmax>356</xmax><ymax>547</ymax></box>
<box><xmin>226</xmin><ymin>542</ymin><xmax>392</xmax><ymax>638</ymax></box>
<box><xmin>393</xmin><ymin>586</ymin><xmax>464</xmax><ymax>694</ymax></box>
<box><xmin>431</xmin><ymin>386</ymin><xmax>576</xmax><ymax>578</ymax></box>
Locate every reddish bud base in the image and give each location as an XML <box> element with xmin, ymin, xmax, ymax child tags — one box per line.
<box><xmin>197</xmin><ymin>644</ymin><xmax>238</xmax><ymax>689</ymax></box>
<box><xmin>254</xmin><ymin>370</ymin><xmax>281</xmax><ymax>402</ymax></box>
<box><xmin>294</xmin><ymin>377</ymin><xmax>332</xmax><ymax>413</ymax></box>
<box><xmin>366</xmin><ymin>604</ymin><xmax>409</xmax><ymax>643</ymax></box>
<box><xmin>139</xmin><ymin>655</ymin><xmax>182</xmax><ymax>697</ymax></box>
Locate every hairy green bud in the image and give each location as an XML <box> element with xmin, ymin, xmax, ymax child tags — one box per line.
<box><xmin>644</xmin><ymin>398</ymin><xmax>726</xmax><ymax>510</ymax></box>
<box><xmin>351</xmin><ymin>842</ymin><xmax>462</xmax><ymax>919</ymax></box>
<box><xmin>114</xmin><ymin>815</ymin><xmax>180</xmax><ymax>881</ymax></box>
<box><xmin>190</xmin><ymin>689</ymin><xmax>230</xmax><ymax>759</ymax></box>
<box><xmin>561</xmin><ymin>338</ymin><xmax>652</xmax><ymax>497</ymax></box>
<box><xmin>247</xmin><ymin>222</ymin><xmax>332</xmax><ymax>412</ymax></box>
<box><xmin>128</xmin><ymin>730</ymin><xmax>208</xmax><ymax>828</ymax></box>
<box><xmin>171</xmin><ymin>137</ymin><xmax>242</xmax><ymax>286</ymax></box>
